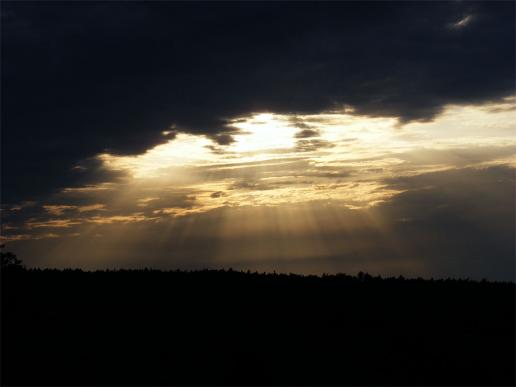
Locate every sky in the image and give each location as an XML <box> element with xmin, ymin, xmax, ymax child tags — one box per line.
<box><xmin>1</xmin><ymin>1</ymin><xmax>515</xmax><ymax>280</ymax></box>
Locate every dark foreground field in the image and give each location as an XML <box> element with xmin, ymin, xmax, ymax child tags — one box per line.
<box><xmin>1</xmin><ymin>268</ymin><xmax>514</xmax><ymax>386</ymax></box>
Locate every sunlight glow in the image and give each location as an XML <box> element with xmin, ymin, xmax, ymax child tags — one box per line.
<box><xmin>5</xmin><ymin>99</ymin><xmax>515</xmax><ymax>251</ymax></box>
<box><xmin>229</xmin><ymin>113</ymin><xmax>298</xmax><ymax>153</ymax></box>
<box><xmin>87</xmin><ymin>102</ymin><xmax>516</xmax><ymax>214</ymax></box>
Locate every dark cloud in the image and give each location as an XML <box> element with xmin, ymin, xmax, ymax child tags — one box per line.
<box><xmin>2</xmin><ymin>1</ymin><xmax>515</xmax><ymax>203</ymax></box>
<box><xmin>295</xmin><ymin>129</ymin><xmax>321</xmax><ymax>138</ymax></box>
<box><xmin>70</xmin><ymin>157</ymin><xmax>128</xmax><ymax>185</ymax></box>
<box><xmin>295</xmin><ymin>138</ymin><xmax>335</xmax><ymax>152</ymax></box>
<box><xmin>228</xmin><ymin>179</ymin><xmax>277</xmax><ymax>191</ymax></box>
<box><xmin>211</xmin><ymin>133</ymin><xmax>236</xmax><ymax>146</ymax></box>
<box><xmin>372</xmin><ymin>166</ymin><xmax>515</xmax><ymax>280</ymax></box>
<box><xmin>210</xmin><ymin>191</ymin><xmax>226</xmax><ymax>198</ymax></box>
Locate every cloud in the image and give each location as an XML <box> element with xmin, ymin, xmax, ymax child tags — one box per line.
<box><xmin>295</xmin><ymin>139</ymin><xmax>335</xmax><ymax>152</ymax></box>
<box><xmin>210</xmin><ymin>191</ymin><xmax>226</xmax><ymax>198</ymax></box>
<box><xmin>372</xmin><ymin>166</ymin><xmax>515</xmax><ymax>280</ymax></box>
<box><xmin>2</xmin><ymin>3</ymin><xmax>515</xmax><ymax>280</ymax></box>
<box><xmin>43</xmin><ymin>205</ymin><xmax>77</xmax><ymax>216</ymax></box>
<box><xmin>2</xmin><ymin>2</ymin><xmax>514</xmax><ymax>203</ymax></box>
<box><xmin>295</xmin><ymin>129</ymin><xmax>321</xmax><ymax>138</ymax></box>
<box><xmin>5</xmin><ymin>166</ymin><xmax>513</xmax><ymax>281</ymax></box>
<box><xmin>449</xmin><ymin>14</ymin><xmax>474</xmax><ymax>29</ymax></box>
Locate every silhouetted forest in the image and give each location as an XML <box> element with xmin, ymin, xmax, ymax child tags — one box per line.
<box><xmin>1</xmin><ymin>260</ymin><xmax>515</xmax><ymax>386</ymax></box>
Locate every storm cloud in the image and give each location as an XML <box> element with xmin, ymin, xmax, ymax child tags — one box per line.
<box><xmin>2</xmin><ymin>1</ymin><xmax>515</xmax><ymax>203</ymax></box>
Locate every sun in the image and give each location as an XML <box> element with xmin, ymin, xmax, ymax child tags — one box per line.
<box><xmin>229</xmin><ymin>113</ymin><xmax>298</xmax><ymax>154</ymax></box>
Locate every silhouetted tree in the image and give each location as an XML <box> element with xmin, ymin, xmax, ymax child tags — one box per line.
<box><xmin>0</xmin><ymin>246</ymin><xmax>24</xmax><ymax>270</ymax></box>
<box><xmin>1</xmin><ymin>261</ymin><xmax>514</xmax><ymax>386</ymax></box>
